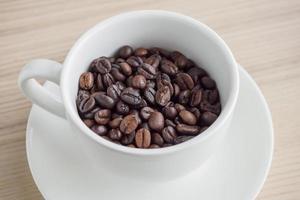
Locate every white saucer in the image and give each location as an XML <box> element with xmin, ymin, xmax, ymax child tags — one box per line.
<box><xmin>26</xmin><ymin>65</ymin><xmax>273</xmax><ymax>200</ymax></box>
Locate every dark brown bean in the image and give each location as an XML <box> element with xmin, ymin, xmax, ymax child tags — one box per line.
<box><xmin>94</xmin><ymin>109</ymin><xmax>111</xmax><ymax>125</ymax></box>
<box><xmin>187</xmin><ymin>67</ymin><xmax>207</xmax><ymax>83</ymax></box>
<box><xmin>108</xmin><ymin>129</ymin><xmax>122</xmax><ymax>140</ymax></box>
<box><xmin>188</xmin><ymin>107</ymin><xmax>201</xmax><ymax>120</ymax></box>
<box><xmin>207</xmin><ymin>89</ymin><xmax>219</xmax><ymax>104</ymax></box>
<box><xmin>138</xmin><ymin>63</ymin><xmax>156</xmax><ymax>79</ymax></box>
<box><xmin>179</xmin><ymin>110</ymin><xmax>197</xmax><ymax>125</ymax></box>
<box><xmin>174</xmin><ymin>136</ymin><xmax>194</xmax><ymax>144</ymax></box>
<box><xmin>120</xmin><ymin>114</ymin><xmax>139</xmax><ymax>134</ymax></box>
<box><xmin>165</xmin><ymin>119</ymin><xmax>176</xmax><ymax>128</ymax></box>
<box><xmin>79</xmin><ymin>72</ymin><xmax>94</xmax><ymax>90</ymax></box>
<box><xmin>121</xmin><ymin>131</ymin><xmax>135</xmax><ymax>145</ymax></box>
<box><xmin>110</xmin><ymin>68</ymin><xmax>126</xmax><ymax>82</ymax></box>
<box><xmin>109</xmin><ymin>116</ymin><xmax>123</xmax><ymax>128</ymax></box>
<box><xmin>176</xmin><ymin>124</ymin><xmax>200</xmax><ymax>135</ymax></box>
<box><xmin>96</xmin><ymin>74</ymin><xmax>105</xmax><ymax>91</ymax></box>
<box><xmin>107</xmin><ymin>84</ymin><xmax>122</xmax><ymax>100</ymax></box>
<box><xmin>140</xmin><ymin>107</ymin><xmax>155</xmax><ymax>120</ymax></box>
<box><xmin>120</xmin><ymin>87</ymin><xmax>142</xmax><ymax>105</ymax></box>
<box><xmin>118</xmin><ymin>45</ymin><xmax>133</xmax><ymax>59</ymax></box>
<box><xmin>148</xmin><ymin>111</ymin><xmax>164</xmax><ymax>131</ymax></box>
<box><xmin>82</xmin><ymin>107</ymin><xmax>100</xmax><ymax>119</ymax></box>
<box><xmin>155</xmin><ymin>86</ymin><xmax>171</xmax><ymax>106</ymax></box>
<box><xmin>145</xmin><ymin>54</ymin><xmax>161</xmax><ymax>68</ymax></box>
<box><xmin>129</xmin><ymin>110</ymin><xmax>142</xmax><ymax>125</ymax></box>
<box><xmin>200</xmin><ymin>112</ymin><xmax>218</xmax><ymax>126</ymax></box>
<box><xmin>83</xmin><ymin>119</ymin><xmax>95</xmax><ymax>128</ymax></box>
<box><xmin>178</xmin><ymin>90</ymin><xmax>191</xmax><ymax>105</ymax></box>
<box><xmin>92</xmin><ymin>57</ymin><xmax>112</xmax><ymax>74</ymax></box>
<box><xmin>78</xmin><ymin>96</ymin><xmax>96</xmax><ymax>114</ymax></box>
<box><xmin>175</xmin><ymin>73</ymin><xmax>194</xmax><ymax>90</ymax></box>
<box><xmin>174</xmin><ymin>54</ymin><xmax>188</xmax><ymax>69</ymax></box>
<box><xmin>152</xmin><ymin>133</ymin><xmax>164</xmax><ymax>146</ymax></box>
<box><xmin>132</xmin><ymin>75</ymin><xmax>147</xmax><ymax>89</ymax></box>
<box><xmin>102</xmin><ymin>73</ymin><xmax>115</xmax><ymax>87</ymax></box>
<box><xmin>160</xmin><ymin>59</ymin><xmax>178</xmax><ymax>76</ymax></box>
<box><xmin>93</xmin><ymin>93</ymin><xmax>116</xmax><ymax>109</ymax></box>
<box><xmin>144</xmin><ymin>86</ymin><xmax>156</xmax><ymax>105</ymax></box>
<box><xmin>173</xmin><ymin>83</ymin><xmax>180</xmax><ymax>97</ymax></box>
<box><xmin>149</xmin><ymin>47</ymin><xmax>170</xmax><ymax>57</ymax></box>
<box><xmin>91</xmin><ymin>125</ymin><xmax>108</xmax><ymax>136</ymax></box>
<box><xmin>201</xmin><ymin>76</ymin><xmax>216</xmax><ymax>89</ymax></box>
<box><xmin>135</xmin><ymin>128</ymin><xmax>151</xmax><ymax>148</ymax></box>
<box><xmin>116</xmin><ymin>100</ymin><xmax>130</xmax><ymax>115</ymax></box>
<box><xmin>162</xmin><ymin>126</ymin><xmax>177</xmax><ymax>143</ymax></box>
<box><xmin>126</xmin><ymin>56</ymin><xmax>143</xmax><ymax>69</ymax></box>
<box><xmin>200</xmin><ymin>102</ymin><xmax>221</xmax><ymax>115</ymax></box>
<box><xmin>175</xmin><ymin>103</ymin><xmax>186</xmax><ymax>112</ymax></box>
<box><xmin>134</xmin><ymin>47</ymin><xmax>148</xmax><ymax>57</ymax></box>
<box><xmin>162</xmin><ymin>105</ymin><xmax>177</xmax><ymax>119</ymax></box>
<box><xmin>119</xmin><ymin>62</ymin><xmax>132</xmax><ymax>76</ymax></box>
<box><xmin>190</xmin><ymin>89</ymin><xmax>202</xmax><ymax>106</ymax></box>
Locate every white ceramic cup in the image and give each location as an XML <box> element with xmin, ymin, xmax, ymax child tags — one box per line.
<box><xmin>19</xmin><ymin>10</ymin><xmax>239</xmax><ymax>181</ymax></box>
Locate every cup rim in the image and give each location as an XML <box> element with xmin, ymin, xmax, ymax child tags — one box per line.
<box><xmin>61</xmin><ymin>10</ymin><xmax>239</xmax><ymax>156</ymax></box>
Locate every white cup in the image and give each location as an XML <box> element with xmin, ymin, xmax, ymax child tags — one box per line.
<box><xmin>19</xmin><ymin>10</ymin><xmax>239</xmax><ymax>182</ymax></box>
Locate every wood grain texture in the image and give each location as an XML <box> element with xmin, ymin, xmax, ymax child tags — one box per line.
<box><xmin>0</xmin><ymin>0</ymin><xmax>299</xmax><ymax>199</ymax></box>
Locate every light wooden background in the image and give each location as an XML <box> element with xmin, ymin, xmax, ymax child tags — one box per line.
<box><xmin>1</xmin><ymin>0</ymin><xmax>299</xmax><ymax>199</ymax></box>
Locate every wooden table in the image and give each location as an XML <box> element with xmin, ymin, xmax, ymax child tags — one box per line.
<box><xmin>1</xmin><ymin>0</ymin><xmax>299</xmax><ymax>199</ymax></box>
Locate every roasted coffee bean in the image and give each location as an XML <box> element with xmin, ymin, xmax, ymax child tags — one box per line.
<box><xmin>109</xmin><ymin>116</ymin><xmax>123</xmax><ymax>128</ymax></box>
<box><xmin>174</xmin><ymin>136</ymin><xmax>193</xmax><ymax>144</ymax></box>
<box><xmin>76</xmin><ymin>90</ymin><xmax>89</xmax><ymax>107</ymax></box>
<box><xmin>148</xmin><ymin>111</ymin><xmax>164</xmax><ymax>131</ymax></box>
<box><xmin>190</xmin><ymin>89</ymin><xmax>202</xmax><ymax>106</ymax></box>
<box><xmin>126</xmin><ymin>56</ymin><xmax>143</xmax><ymax>69</ymax></box>
<box><xmin>107</xmin><ymin>84</ymin><xmax>121</xmax><ymax>100</ymax></box>
<box><xmin>93</xmin><ymin>93</ymin><xmax>116</xmax><ymax>109</ymax></box>
<box><xmin>201</xmin><ymin>76</ymin><xmax>216</xmax><ymax>89</ymax></box>
<box><xmin>173</xmin><ymin>83</ymin><xmax>180</xmax><ymax>97</ymax></box>
<box><xmin>160</xmin><ymin>59</ymin><xmax>178</xmax><ymax>76</ymax></box>
<box><xmin>162</xmin><ymin>126</ymin><xmax>177</xmax><ymax>143</ymax></box>
<box><xmin>110</xmin><ymin>68</ymin><xmax>126</xmax><ymax>82</ymax></box>
<box><xmin>178</xmin><ymin>90</ymin><xmax>191</xmax><ymax>105</ymax></box>
<box><xmin>175</xmin><ymin>103</ymin><xmax>186</xmax><ymax>112</ymax></box>
<box><xmin>120</xmin><ymin>114</ymin><xmax>139</xmax><ymax>134</ymax></box>
<box><xmin>118</xmin><ymin>45</ymin><xmax>133</xmax><ymax>59</ymax></box>
<box><xmin>149</xmin><ymin>144</ymin><xmax>160</xmax><ymax>148</ymax></box>
<box><xmin>130</xmin><ymin>110</ymin><xmax>142</xmax><ymax>125</ymax></box>
<box><xmin>170</xmin><ymin>51</ymin><xmax>183</xmax><ymax>62</ymax></box>
<box><xmin>135</xmin><ymin>128</ymin><xmax>151</xmax><ymax>148</ymax></box>
<box><xmin>175</xmin><ymin>73</ymin><xmax>194</xmax><ymax>90</ymax></box>
<box><xmin>91</xmin><ymin>125</ymin><xmax>108</xmax><ymax>136</ymax></box>
<box><xmin>132</xmin><ymin>75</ymin><xmax>147</xmax><ymax>89</ymax></box>
<box><xmin>188</xmin><ymin>107</ymin><xmax>201</xmax><ymax>120</ymax></box>
<box><xmin>134</xmin><ymin>47</ymin><xmax>148</xmax><ymax>57</ymax></box>
<box><xmin>138</xmin><ymin>63</ymin><xmax>156</xmax><ymax>79</ymax></box>
<box><xmin>108</xmin><ymin>129</ymin><xmax>122</xmax><ymax>140</ymax></box>
<box><xmin>120</xmin><ymin>87</ymin><xmax>142</xmax><ymax>105</ymax></box>
<box><xmin>187</xmin><ymin>67</ymin><xmax>207</xmax><ymax>83</ymax></box>
<box><xmin>179</xmin><ymin>110</ymin><xmax>197</xmax><ymax>125</ymax></box>
<box><xmin>140</xmin><ymin>107</ymin><xmax>155</xmax><ymax>120</ymax></box>
<box><xmin>176</xmin><ymin>124</ymin><xmax>200</xmax><ymax>135</ymax></box>
<box><xmin>79</xmin><ymin>72</ymin><xmax>94</xmax><ymax>90</ymax></box>
<box><xmin>144</xmin><ymin>86</ymin><xmax>156</xmax><ymax>105</ymax></box>
<box><xmin>96</xmin><ymin>74</ymin><xmax>105</xmax><ymax>91</ymax></box>
<box><xmin>162</xmin><ymin>105</ymin><xmax>177</xmax><ymax>119</ymax></box>
<box><xmin>146</xmin><ymin>80</ymin><xmax>156</xmax><ymax>88</ymax></box>
<box><xmin>92</xmin><ymin>57</ymin><xmax>112</xmax><ymax>74</ymax></box>
<box><xmin>94</xmin><ymin>109</ymin><xmax>111</xmax><ymax>125</ymax></box>
<box><xmin>207</xmin><ymin>89</ymin><xmax>219</xmax><ymax>104</ymax></box>
<box><xmin>152</xmin><ymin>133</ymin><xmax>164</xmax><ymax>146</ymax></box>
<box><xmin>165</xmin><ymin>119</ymin><xmax>176</xmax><ymax>128</ymax></box>
<box><xmin>119</xmin><ymin>62</ymin><xmax>132</xmax><ymax>76</ymax></box>
<box><xmin>121</xmin><ymin>131</ymin><xmax>135</xmax><ymax>145</ymax></box>
<box><xmin>115</xmin><ymin>58</ymin><xmax>125</xmax><ymax>64</ymax></box>
<box><xmin>103</xmin><ymin>73</ymin><xmax>115</xmax><ymax>87</ymax></box>
<box><xmin>112</xmin><ymin>113</ymin><xmax>122</xmax><ymax>119</ymax></box>
<box><xmin>83</xmin><ymin>119</ymin><xmax>95</xmax><ymax>128</ymax></box>
<box><xmin>78</xmin><ymin>96</ymin><xmax>96</xmax><ymax>114</ymax></box>
<box><xmin>116</xmin><ymin>100</ymin><xmax>130</xmax><ymax>115</ymax></box>
<box><xmin>126</xmin><ymin>75</ymin><xmax>134</xmax><ymax>87</ymax></box>
<box><xmin>174</xmin><ymin>54</ymin><xmax>188</xmax><ymax>69</ymax></box>
<box><xmin>149</xmin><ymin>47</ymin><xmax>170</xmax><ymax>57</ymax></box>
<box><xmin>145</xmin><ymin>54</ymin><xmax>161</xmax><ymax>68</ymax></box>
<box><xmin>155</xmin><ymin>86</ymin><xmax>171</xmax><ymax>106</ymax></box>
<box><xmin>83</xmin><ymin>107</ymin><xmax>100</xmax><ymax>119</ymax></box>
<box><xmin>200</xmin><ymin>102</ymin><xmax>221</xmax><ymax>115</ymax></box>
<box><xmin>200</xmin><ymin>112</ymin><xmax>218</xmax><ymax>126</ymax></box>
<box><xmin>156</xmin><ymin>73</ymin><xmax>171</xmax><ymax>88</ymax></box>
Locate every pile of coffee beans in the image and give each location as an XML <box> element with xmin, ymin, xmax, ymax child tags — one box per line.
<box><xmin>76</xmin><ymin>46</ymin><xmax>221</xmax><ymax>148</ymax></box>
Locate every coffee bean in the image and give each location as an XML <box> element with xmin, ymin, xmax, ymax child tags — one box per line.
<box><xmin>145</xmin><ymin>54</ymin><xmax>161</xmax><ymax>68</ymax></box>
<box><xmin>94</xmin><ymin>109</ymin><xmax>111</xmax><ymax>125</ymax></box>
<box><xmin>134</xmin><ymin>47</ymin><xmax>148</xmax><ymax>57</ymax></box>
<box><xmin>119</xmin><ymin>62</ymin><xmax>132</xmax><ymax>76</ymax></box>
<box><xmin>115</xmin><ymin>58</ymin><xmax>125</xmax><ymax>64</ymax></box>
<box><xmin>146</xmin><ymin>80</ymin><xmax>156</xmax><ymax>88</ymax></box>
<box><xmin>107</xmin><ymin>84</ymin><xmax>122</xmax><ymax>100</ymax></box>
<box><xmin>91</xmin><ymin>125</ymin><xmax>108</xmax><ymax>136</ymax></box>
<box><xmin>108</xmin><ymin>129</ymin><xmax>122</xmax><ymax>140</ymax></box>
<box><xmin>200</xmin><ymin>112</ymin><xmax>218</xmax><ymax>126</ymax></box>
<box><xmin>96</xmin><ymin>74</ymin><xmax>105</xmax><ymax>91</ymax></box>
<box><xmin>187</xmin><ymin>107</ymin><xmax>201</xmax><ymax>120</ymax></box>
<box><xmin>170</xmin><ymin>51</ymin><xmax>183</xmax><ymax>62</ymax></box>
<box><xmin>152</xmin><ymin>133</ymin><xmax>164</xmax><ymax>146</ymax></box>
<box><xmin>109</xmin><ymin>116</ymin><xmax>123</xmax><ymax>128</ymax></box>
<box><xmin>116</xmin><ymin>100</ymin><xmax>130</xmax><ymax>115</ymax></box>
<box><xmin>118</xmin><ymin>45</ymin><xmax>133</xmax><ymax>59</ymax></box>
<box><xmin>149</xmin><ymin>144</ymin><xmax>160</xmax><ymax>148</ymax></box>
<box><xmin>140</xmin><ymin>107</ymin><xmax>155</xmax><ymax>120</ymax></box>
<box><xmin>92</xmin><ymin>57</ymin><xmax>112</xmax><ymax>74</ymax></box>
<box><xmin>83</xmin><ymin>107</ymin><xmax>100</xmax><ymax>119</ymax></box>
<box><xmin>160</xmin><ymin>59</ymin><xmax>178</xmax><ymax>76</ymax></box>
<box><xmin>126</xmin><ymin>75</ymin><xmax>134</xmax><ymax>87</ymax></box>
<box><xmin>178</xmin><ymin>90</ymin><xmax>191</xmax><ymax>105</ymax></box>
<box><xmin>144</xmin><ymin>86</ymin><xmax>156</xmax><ymax>105</ymax></box>
<box><xmin>175</xmin><ymin>103</ymin><xmax>186</xmax><ymax>112</ymax></box>
<box><xmin>201</xmin><ymin>76</ymin><xmax>216</xmax><ymax>89</ymax></box>
<box><xmin>175</xmin><ymin>73</ymin><xmax>194</xmax><ymax>90</ymax></box>
<box><xmin>120</xmin><ymin>114</ymin><xmax>139</xmax><ymax>134</ymax></box>
<box><xmin>165</xmin><ymin>119</ymin><xmax>176</xmax><ymax>128</ymax></box>
<box><xmin>173</xmin><ymin>83</ymin><xmax>180</xmax><ymax>97</ymax></box>
<box><xmin>179</xmin><ymin>110</ymin><xmax>197</xmax><ymax>125</ymax></box>
<box><xmin>190</xmin><ymin>89</ymin><xmax>202</xmax><ymax>106</ymax></box>
<box><xmin>155</xmin><ymin>86</ymin><xmax>171</xmax><ymax>106</ymax></box>
<box><xmin>174</xmin><ymin>136</ymin><xmax>193</xmax><ymax>144</ymax></box>
<box><xmin>103</xmin><ymin>73</ymin><xmax>115</xmax><ymax>87</ymax></box>
<box><xmin>126</xmin><ymin>56</ymin><xmax>143</xmax><ymax>69</ymax></box>
<box><xmin>174</xmin><ymin>54</ymin><xmax>188</xmax><ymax>69</ymax></box>
<box><xmin>156</xmin><ymin>73</ymin><xmax>171</xmax><ymax>88</ymax></box>
<box><xmin>132</xmin><ymin>98</ymin><xmax>148</xmax><ymax>109</ymax></box>
<box><xmin>176</xmin><ymin>124</ymin><xmax>200</xmax><ymax>135</ymax></box>
<box><xmin>76</xmin><ymin>90</ymin><xmax>89</xmax><ymax>107</ymax></box>
<box><xmin>78</xmin><ymin>96</ymin><xmax>96</xmax><ymax>114</ymax></box>
<box><xmin>148</xmin><ymin>111</ymin><xmax>164</xmax><ymax>131</ymax></box>
<box><xmin>93</xmin><ymin>93</ymin><xmax>116</xmax><ymax>109</ymax></box>
<box><xmin>138</xmin><ymin>63</ymin><xmax>156</xmax><ymax>79</ymax></box>
<box><xmin>121</xmin><ymin>131</ymin><xmax>135</xmax><ymax>145</ymax></box>
<box><xmin>162</xmin><ymin>105</ymin><xmax>177</xmax><ymax>119</ymax></box>
<box><xmin>110</xmin><ymin>68</ymin><xmax>126</xmax><ymax>82</ymax></box>
<box><xmin>162</xmin><ymin>126</ymin><xmax>177</xmax><ymax>143</ymax></box>
<box><xmin>135</xmin><ymin>128</ymin><xmax>151</xmax><ymax>148</ymax></box>
<box><xmin>79</xmin><ymin>72</ymin><xmax>94</xmax><ymax>90</ymax></box>
<box><xmin>149</xmin><ymin>47</ymin><xmax>170</xmax><ymax>57</ymax></box>
<box><xmin>120</xmin><ymin>87</ymin><xmax>142</xmax><ymax>105</ymax></box>
<box><xmin>83</xmin><ymin>119</ymin><xmax>95</xmax><ymax>128</ymax></box>
<box><xmin>207</xmin><ymin>89</ymin><xmax>219</xmax><ymax>104</ymax></box>
<box><xmin>132</xmin><ymin>75</ymin><xmax>147</xmax><ymax>89</ymax></box>
<box><xmin>129</xmin><ymin>110</ymin><xmax>142</xmax><ymax>125</ymax></box>
<box><xmin>200</xmin><ymin>102</ymin><xmax>221</xmax><ymax>115</ymax></box>
<box><xmin>187</xmin><ymin>67</ymin><xmax>207</xmax><ymax>83</ymax></box>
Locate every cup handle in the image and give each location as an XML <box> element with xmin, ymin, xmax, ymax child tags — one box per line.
<box><xmin>18</xmin><ymin>59</ymin><xmax>65</xmax><ymax>118</ymax></box>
